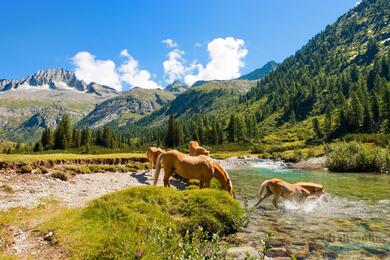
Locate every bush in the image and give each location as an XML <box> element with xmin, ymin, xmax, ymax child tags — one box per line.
<box><xmin>89</xmin><ymin>165</ymin><xmax>102</xmax><ymax>173</ymax></box>
<box><xmin>50</xmin><ymin>171</ymin><xmax>69</xmax><ymax>181</ymax></box>
<box><xmin>65</xmin><ymin>165</ymin><xmax>92</xmax><ymax>174</ymax></box>
<box><xmin>20</xmin><ymin>165</ymin><xmax>32</xmax><ymax>174</ymax></box>
<box><xmin>266</xmin><ymin>145</ymin><xmax>283</xmax><ymax>153</ymax></box>
<box><xmin>326</xmin><ymin>142</ymin><xmax>390</xmax><ymax>172</ymax></box>
<box><xmin>41</xmin><ymin>187</ymin><xmax>242</xmax><ymax>259</ymax></box>
<box><xmin>250</xmin><ymin>144</ymin><xmax>266</xmax><ymax>154</ymax></box>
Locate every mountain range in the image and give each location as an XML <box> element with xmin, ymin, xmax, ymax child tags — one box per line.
<box><xmin>0</xmin><ymin>60</ymin><xmax>276</xmax><ymax>142</ymax></box>
<box><xmin>2</xmin><ymin>0</ymin><xmax>388</xmax><ymax>144</ymax></box>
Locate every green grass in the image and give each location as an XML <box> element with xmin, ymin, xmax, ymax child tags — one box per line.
<box><xmin>40</xmin><ymin>186</ymin><xmax>243</xmax><ymax>259</ymax></box>
<box><xmin>0</xmin><ymin>153</ymin><xmax>145</xmax><ymax>163</ymax></box>
<box><xmin>326</xmin><ymin>142</ymin><xmax>390</xmax><ymax>172</ymax></box>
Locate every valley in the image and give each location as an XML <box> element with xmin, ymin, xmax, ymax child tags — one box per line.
<box><xmin>0</xmin><ymin>0</ymin><xmax>389</xmax><ymax>259</ymax></box>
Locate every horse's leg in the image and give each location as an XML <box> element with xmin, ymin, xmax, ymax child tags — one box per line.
<box><xmin>149</xmin><ymin>160</ymin><xmax>153</xmax><ymax>174</ymax></box>
<box><xmin>163</xmin><ymin>168</ymin><xmax>173</xmax><ymax>187</ymax></box>
<box><xmin>255</xmin><ymin>190</ymin><xmax>273</xmax><ymax>207</ymax></box>
<box><xmin>272</xmin><ymin>192</ymin><xmax>281</xmax><ymax>208</ymax></box>
<box><xmin>199</xmin><ymin>179</ymin><xmax>205</xmax><ymax>189</ymax></box>
<box><xmin>203</xmin><ymin>178</ymin><xmax>211</xmax><ymax>188</ymax></box>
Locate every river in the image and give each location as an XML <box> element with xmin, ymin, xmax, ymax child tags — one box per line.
<box><xmin>228</xmin><ymin>160</ymin><xmax>390</xmax><ymax>259</ymax></box>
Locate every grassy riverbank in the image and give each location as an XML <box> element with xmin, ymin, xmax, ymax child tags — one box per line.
<box><xmin>40</xmin><ymin>187</ymin><xmax>242</xmax><ymax>259</ymax></box>
<box><xmin>0</xmin><ymin>153</ymin><xmax>145</xmax><ymax>163</ymax></box>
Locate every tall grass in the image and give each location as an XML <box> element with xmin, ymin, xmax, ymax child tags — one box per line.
<box><xmin>41</xmin><ymin>186</ymin><xmax>243</xmax><ymax>259</ymax></box>
<box><xmin>326</xmin><ymin>142</ymin><xmax>390</xmax><ymax>173</ymax></box>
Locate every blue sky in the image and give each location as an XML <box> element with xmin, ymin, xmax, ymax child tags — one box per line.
<box><xmin>0</xmin><ymin>0</ymin><xmax>358</xmax><ymax>90</ymax></box>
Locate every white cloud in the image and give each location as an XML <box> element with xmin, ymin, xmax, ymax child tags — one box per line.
<box><xmin>119</xmin><ymin>49</ymin><xmax>161</xmax><ymax>89</ymax></box>
<box><xmin>72</xmin><ymin>37</ymin><xmax>248</xmax><ymax>90</ymax></box>
<box><xmin>72</xmin><ymin>51</ymin><xmax>122</xmax><ymax>91</ymax></box>
<box><xmin>162</xmin><ymin>38</ymin><xmax>178</xmax><ymax>48</ymax></box>
<box><xmin>161</xmin><ymin>37</ymin><xmax>248</xmax><ymax>86</ymax></box>
<box><xmin>190</xmin><ymin>37</ymin><xmax>247</xmax><ymax>84</ymax></box>
<box><xmin>195</xmin><ymin>42</ymin><xmax>202</xmax><ymax>48</ymax></box>
<box><xmin>162</xmin><ymin>49</ymin><xmax>186</xmax><ymax>83</ymax></box>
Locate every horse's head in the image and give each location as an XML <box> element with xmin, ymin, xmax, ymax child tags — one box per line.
<box><xmin>198</xmin><ymin>147</ymin><xmax>210</xmax><ymax>156</ymax></box>
<box><xmin>213</xmin><ymin>161</ymin><xmax>234</xmax><ymax>197</ymax></box>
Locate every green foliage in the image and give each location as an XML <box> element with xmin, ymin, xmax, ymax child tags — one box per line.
<box><xmin>20</xmin><ymin>165</ymin><xmax>32</xmax><ymax>174</ymax></box>
<box><xmin>50</xmin><ymin>170</ymin><xmax>69</xmax><ymax>181</ymax></box>
<box><xmin>326</xmin><ymin>141</ymin><xmax>390</xmax><ymax>172</ymax></box>
<box><xmin>165</xmin><ymin>115</ymin><xmax>183</xmax><ymax>147</ymax></box>
<box><xmin>41</xmin><ymin>187</ymin><xmax>243</xmax><ymax>259</ymax></box>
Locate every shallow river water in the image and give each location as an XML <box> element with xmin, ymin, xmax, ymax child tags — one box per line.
<box><xmin>228</xmin><ymin>160</ymin><xmax>390</xmax><ymax>259</ymax></box>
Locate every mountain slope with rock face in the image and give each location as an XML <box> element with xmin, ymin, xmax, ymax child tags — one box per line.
<box><xmin>137</xmin><ymin>80</ymin><xmax>257</xmax><ymax>126</ymax></box>
<box><xmin>0</xmin><ymin>69</ymin><xmax>118</xmax><ymax>142</ymax></box>
<box><xmin>77</xmin><ymin>87</ymin><xmax>176</xmax><ymax>128</ymax></box>
<box><xmin>238</xmin><ymin>61</ymin><xmax>279</xmax><ymax>80</ymax></box>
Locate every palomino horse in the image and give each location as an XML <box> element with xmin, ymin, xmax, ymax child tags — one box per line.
<box><xmin>146</xmin><ymin>147</ymin><xmax>165</xmax><ymax>174</ymax></box>
<box><xmin>188</xmin><ymin>141</ymin><xmax>210</xmax><ymax>156</ymax></box>
<box><xmin>153</xmin><ymin>150</ymin><xmax>234</xmax><ymax>197</ymax></box>
<box><xmin>255</xmin><ymin>178</ymin><xmax>325</xmax><ymax>208</ymax></box>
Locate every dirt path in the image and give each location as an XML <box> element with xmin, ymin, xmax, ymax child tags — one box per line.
<box><xmin>0</xmin><ymin>170</ymin><xmax>161</xmax><ymax>211</ymax></box>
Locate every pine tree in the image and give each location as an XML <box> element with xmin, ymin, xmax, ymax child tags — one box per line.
<box><xmin>362</xmin><ymin>99</ymin><xmax>372</xmax><ymax>132</ymax></box>
<box><xmin>81</xmin><ymin>127</ymin><xmax>90</xmax><ymax>146</ymax></box>
<box><xmin>350</xmin><ymin>92</ymin><xmax>363</xmax><ymax>130</ymax></box>
<box><xmin>34</xmin><ymin>141</ymin><xmax>43</xmax><ymax>152</ymax></box>
<box><xmin>165</xmin><ymin>115</ymin><xmax>177</xmax><ymax>147</ymax></box>
<box><xmin>226</xmin><ymin>114</ymin><xmax>236</xmax><ymax>142</ymax></box>
<box><xmin>62</xmin><ymin>114</ymin><xmax>73</xmax><ymax>145</ymax></box>
<box><xmin>41</xmin><ymin>127</ymin><xmax>54</xmax><ymax>150</ymax></box>
<box><xmin>324</xmin><ymin>109</ymin><xmax>333</xmax><ymax>136</ymax></box>
<box><xmin>371</xmin><ymin>93</ymin><xmax>381</xmax><ymax>131</ymax></box>
<box><xmin>312</xmin><ymin>118</ymin><xmax>323</xmax><ymax>139</ymax></box>
<box><xmin>73</xmin><ymin>129</ymin><xmax>81</xmax><ymax>148</ymax></box>
<box><xmin>54</xmin><ymin>113</ymin><xmax>73</xmax><ymax>150</ymax></box>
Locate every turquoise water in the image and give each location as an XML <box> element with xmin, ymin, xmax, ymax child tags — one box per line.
<box><xmin>229</xmin><ymin>160</ymin><xmax>390</xmax><ymax>258</ymax></box>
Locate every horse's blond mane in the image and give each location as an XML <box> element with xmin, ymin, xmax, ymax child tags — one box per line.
<box><xmin>212</xmin><ymin>161</ymin><xmax>233</xmax><ymax>194</ymax></box>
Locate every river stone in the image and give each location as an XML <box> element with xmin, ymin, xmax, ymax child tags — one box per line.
<box><xmin>227</xmin><ymin>246</ymin><xmax>259</xmax><ymax>259</ymax></box>
<box><xmin>265</xmin><ymin>247</ymin><xmax>289</xmax><ymax>257</ymax></box>
<box><xmin>265</xmin><ymin>239</ymin><xmax>288</xmax><ymax>247</ymax></box>
<box><xmin>308</xmin><ymin>242</ymin><xmax>324</xmax><ymax>251</ymax></box>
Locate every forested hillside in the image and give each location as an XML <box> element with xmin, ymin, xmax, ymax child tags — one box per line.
<box><xmin>118</xmin><ymin>0</ymin><xmax>389</xmax><ymax>147</ymax></box>
<box><xmin>240</xmin><ymin>0</ymin><xmax>389</xmax><ymax>137</ymax></box>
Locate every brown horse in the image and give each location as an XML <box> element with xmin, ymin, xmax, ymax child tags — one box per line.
<box><xmin>255</xmin><ymin>178</ymin><xmax>324</xmax><ymax>208</ymax></box>
<box><xmin>146</xmin><ymin>147</ymin><xmax>165</xmax><ymax>174</ymax></box>
<box><xmin>188</xmin><ymin>141</ymin><xmax>210</xmax><ymax>156</ymax></box>
<box><xmin>153</xmin><ymin>150</ymin><xmax>234</xmax><ymax>196</ymax></box>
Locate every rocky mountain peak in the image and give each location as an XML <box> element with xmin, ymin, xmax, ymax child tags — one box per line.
<box><xmin>0</xmin><ymin>69</ymin><xmax>118</xmax><ymax>97</ymax></box>
<box><xmin>165</xmin><ymin>80</ymin><xmax>190</xmax><ymax>94</ymax></box>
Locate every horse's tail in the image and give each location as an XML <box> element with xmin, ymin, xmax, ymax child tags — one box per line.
<box><xmin>258</xmin><ymin>180</ymin><xmax>270</xmax><ymax>197</ymax></box>
<box><xmin>153</xmin><ymin>152</ymin><xmax>164</xmax><ymax>185</ymax></box>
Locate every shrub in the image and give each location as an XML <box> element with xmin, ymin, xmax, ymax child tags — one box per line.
<box><xmin>293</xmin><ymin>150</ymin><xmax>304</xmax><ymax>161</ymax></box>
<box><xmin>266</xmin><ymin>145</ymin><xmax>283</xmax><ymax>153</ymax></box>
<box><xmin>50</xmin><ymin>171</ymin><xmax>69</xmax><ymax>181</ymax></box>
<box><xmin>250</xmin><ymin>144</ymin><xmax>266</xmax><ymax>154</ymax></box>
<box><xmin>20</xmin><ymin>165</ymin><xmax>32</xmax><ymax>174</ymax></box>
<box><xmin>326</xmin><ymin>142</ymin><xmax>390</xmax><ymax>172</ymax></box>
<box><xmin>307</xmin><ymin>149</ymin><xmax>315</xmax><ymax>158</ymax></box>
<box><xmin>89</xmin><ymin>165</ymin><xmax>102</xmax><ymax>173</ymax></box>
<box><xmin>65</xmin><ymin>165</ymin><xmax>92</xmax><ymax>174</ymax></box>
